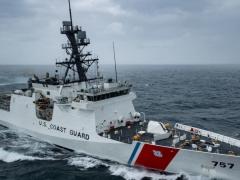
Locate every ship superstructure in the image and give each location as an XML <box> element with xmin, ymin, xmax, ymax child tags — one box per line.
<box><xmin>0</xmin><ymin>1</ymin><xmax>239</xmax><ymax>179</ymax></box>
<box><xmin>27</xmin><ymin>0</ymin><xmax>135</xmax><ymax>133</ymax></box>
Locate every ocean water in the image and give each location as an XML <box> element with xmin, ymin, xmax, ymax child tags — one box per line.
<box><xmin>0</xmin><ymin>64</ymin><xmax>240</xmax><ymax>180</ymax></box>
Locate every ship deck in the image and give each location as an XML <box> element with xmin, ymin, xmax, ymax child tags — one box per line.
<box><xmin>101</xmin><ymin>121</ymin><xmax>240</xmax><ymax>156</ymax></box>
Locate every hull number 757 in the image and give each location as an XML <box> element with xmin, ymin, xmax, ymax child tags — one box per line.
<box><xmin>212</xmin><ymin>161</ymin><xmax>234</xmax><ymax>169</ymax></box>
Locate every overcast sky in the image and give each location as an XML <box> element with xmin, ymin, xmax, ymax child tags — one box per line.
<box><xmin>0</xmin><ymin>0</ymin><xmax>240</xmax><ymax>65</ymax></box>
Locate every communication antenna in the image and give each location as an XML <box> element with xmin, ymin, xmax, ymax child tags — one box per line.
<box><xmin>112</xmin><ymin>41</ymin><xmax>118</xmax><ymax>83</ymax></box>
<box><xmin>96</xmin><ymin>60</ymin><xmax>100</xmax><ymax>85</ymax></box>
<box><xmin>68</xmin><ymin>0</ymin><xmax>73</xmax><ymax>28</ymax></box>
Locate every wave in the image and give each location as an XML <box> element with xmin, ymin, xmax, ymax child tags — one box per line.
<box><xmin>68</xmin><ymin>156</ymin><xmax>109</xmax><ymax>170</ymax></box>
<box><xmin>109</xmin><ymin>164</ymin><xmax>184</xmax><ymax>180</ymax></box>
<box><xmin>0</xmin><ymin>148</ymin><xmax>54</xmax><ymax>163</ymax></box>
<box><xmin>0</xmin><ymin>83</ymin><xmax>20</xmax><ymax>86</ymax></box>
<box><xmin>0</xmin><ymin>129</ymin><xmax>64</xmax><ymax>161</ymax></box>
<box><xmin>0</xmin><ymin>76</ymin><xmax>28</xmax><ymax>86</ymax></box>
<box><xmin>68</xmin><ymin>155</ymin><xmax>197</xmax><ymax>180</ymax></box>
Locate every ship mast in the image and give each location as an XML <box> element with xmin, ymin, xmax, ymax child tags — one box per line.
<box><xmin>57</xmin><ymin>0</ymin><xmax>99</xmax><ymax>83</ymax></box>
<box><xmin>68</xmin><ymin>0</ymin><xmax>73</xmax><ymax>28</ymax></box>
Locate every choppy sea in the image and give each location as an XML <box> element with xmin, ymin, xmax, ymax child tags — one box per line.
<box><xmin>0</xmin><ymin>65</ymin><xmax>240</xmax><ymax>180</ymax></box>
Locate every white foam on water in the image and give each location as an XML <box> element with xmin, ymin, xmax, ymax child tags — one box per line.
<box><xmin>0</xmin><ymin>148</ymin><xmax>54</xmax><ymax>163</ymax></box>
<box><xmin>68</xmin><ymin>156</ymin><xmax>109</xmax><ymax>170</ymax></box>
<box><xmin>178</xmin><ymin>172</ymin><xmax>212</xmax><ymax>180</ymax></box>
<box><xmin>109</xmin><ymin>164</ymin><xmax>183</xmax><ymax>180</ymax></box>
<box><xmin>0</xmin><ymin>76</ymin><xmax>28</xmax><ymax>86</ymax></box>
<box><xmin>0</xmin><ymin>83</ymin><xmax>15</xmax><ymax>86</ymax></box>
<box><xmin>0</xmin><ymin>128</ymin><xmax>67</xmax><ymax>161</ymax></box>
<box><xmin>187</xmin><ymin>175</ymin><xmax>211</xmax><ymax>180</ymax></box>
<box><xmin>68</xmin><ymin>155</ymin><xmax>212</xmax><ymax>180</ymax></box>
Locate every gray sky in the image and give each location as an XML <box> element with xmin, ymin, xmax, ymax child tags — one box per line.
<box><xmin>0</xmin><ymin>0</ymin><xmax>240</xmax><ymax>65</ymax></box>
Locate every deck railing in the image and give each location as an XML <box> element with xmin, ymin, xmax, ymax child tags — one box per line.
<box><xmin>175</xmin><ymin>123</ymin><xmax>240</xmax><ymax>148</ymax></box>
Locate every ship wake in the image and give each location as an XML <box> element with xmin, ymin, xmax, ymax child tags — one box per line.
<box><xmin>0</xmin><ymin>148</ymin><xmax>54</xmax><ymax>163</ymax></box>
<box><xmin>0</xmin><ymin>127</ymin><xmax>68</xmax><ymax>162</ymax></box>
<box><xmin>67</xmin><ymin>155</ymin><xmax>209</xmax><ymax>180</ymax></box>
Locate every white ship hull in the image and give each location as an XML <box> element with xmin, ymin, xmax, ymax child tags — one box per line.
<box><xmin>0</xmin><ymin>100</ymin><xmax>239</xmax><ymax>180</ymax></box>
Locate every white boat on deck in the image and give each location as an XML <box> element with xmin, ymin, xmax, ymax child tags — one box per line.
<box><xmin>0</xmin><ymin>1</ymin><xmax>239</xmax><ymax>179</ymax></box>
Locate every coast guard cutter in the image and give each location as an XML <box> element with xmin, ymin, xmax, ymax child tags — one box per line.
<box><xmin>0</xmin><ymin>1</ymin><xmax>239</xmax><ymax>179</ymax></box>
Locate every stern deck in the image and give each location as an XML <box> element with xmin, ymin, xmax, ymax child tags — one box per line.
<box><xmin>99</xmin><ymin>120</ymin><xmax>240</xmax><ymax>156</ymax></box>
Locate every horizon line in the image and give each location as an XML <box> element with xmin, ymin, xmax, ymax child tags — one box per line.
<box><xmin>0</xmin><ymin>63</ymin><xmax>240</xmax><ymax>66</ymax></box>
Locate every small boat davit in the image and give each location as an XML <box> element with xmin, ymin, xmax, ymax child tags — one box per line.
<box><xmin>0</xmin><ymin>1</ymin><xmax>239</xmax><ymax>179</ymax></box>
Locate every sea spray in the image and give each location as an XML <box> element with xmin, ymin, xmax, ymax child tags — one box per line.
<box><xmin>0</xmin><ymin>148</ymin><xmax>53</xmax><ymax>163</ymax></box>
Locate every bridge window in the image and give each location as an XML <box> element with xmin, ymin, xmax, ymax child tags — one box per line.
<box><xmin>86</xmin><ymin>89</ymin><xmax>130</xmax><ymax>102</ymax></box>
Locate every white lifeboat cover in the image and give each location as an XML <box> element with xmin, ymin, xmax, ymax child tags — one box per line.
<box><xmin>147</xmin><ymin>121</ymin><xmax>167</xmax><ymax>135</ymax></box>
